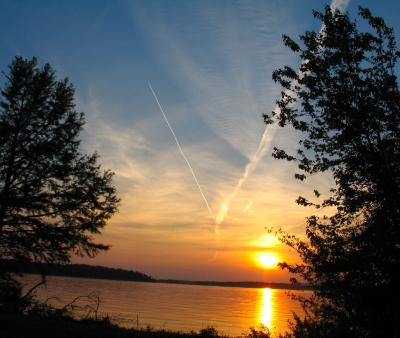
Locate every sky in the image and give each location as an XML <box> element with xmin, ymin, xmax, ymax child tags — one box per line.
<box><xmin>1</xmin><ymin>0</ymin><xmax>400</xmax><ymax>282</ymax></box>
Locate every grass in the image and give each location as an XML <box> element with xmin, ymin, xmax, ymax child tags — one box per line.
<box><xmin>0</xmin><ymin>313</ymin><xmax>220</xmax><ymax>338</ymax></box>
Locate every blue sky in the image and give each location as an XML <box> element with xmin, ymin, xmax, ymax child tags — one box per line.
<box><xmin>1</xmin><ymin>0</ymin><xmax>400</xmax><ymax>281</ymax></box>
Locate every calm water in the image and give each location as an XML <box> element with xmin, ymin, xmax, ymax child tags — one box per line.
<box><xmin>22</xmin><ymin>275</ymin><xmax>310</xmax><ymax>337</ymax></box>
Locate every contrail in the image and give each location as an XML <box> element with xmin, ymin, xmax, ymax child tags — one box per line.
<box><xmin>215</xmin><ymin>110</ymin><xmax>278</xmax><ymax>227</ymax></box>
<box><xmin>244</xmin><ymin>200</ymin><xmax>253</xmax><ymax>212</ymax></box>
<box><xmin>215</xmin><ymin>0</ymin><xmax>350</xmax><ymax>227</ymax></box>
<box><xmin>148</xmin><ymin>81</ymin><xmax>214</xmax><ymax>220</ymax></box>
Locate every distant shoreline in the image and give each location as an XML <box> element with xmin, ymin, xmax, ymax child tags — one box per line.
<box><xmin>157</xmin><ymin>279</ymin><xmax>312</xmax><ymax>290</ymax></box>
<box><xmin>3</xmin><ymin>260</ymin><xmax>312</xmax><ymax>291</ymax></box>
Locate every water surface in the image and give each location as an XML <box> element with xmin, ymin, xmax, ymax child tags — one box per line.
<box><xmin>22</xmin><ymin>275</ymin><xmax>310</xmax><ymax>336</ymax></box>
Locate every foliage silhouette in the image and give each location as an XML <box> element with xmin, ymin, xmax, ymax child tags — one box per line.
<box><xmin>0</xmin><ymin>313</ymin><xmax>231</xmax><ymax>338</ymax></box>
<box><xmin>265</xmin><ymin>6</ymin><xmax>400</xmax><ymax>337</ymax></box>
<box><xmin>0</xmin><ymin>57</ymin><xmax>119</xmax><ymax>310</ymax></box>
<box><xmin>245</xmin><ymin>325</ymin><xmax>272</xmax><ymax>338</ymax></box>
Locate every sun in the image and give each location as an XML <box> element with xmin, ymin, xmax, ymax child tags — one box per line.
<box><xmin>256</xmin><ymin>252</ymin><xmax>279</xmax><ymax>269</ymax></box>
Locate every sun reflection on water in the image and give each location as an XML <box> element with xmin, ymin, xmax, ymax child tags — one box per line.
<box><xmin>259</xmin><ymin>288</ymin><xmax>274</xmax><ymax>330</ymax></box>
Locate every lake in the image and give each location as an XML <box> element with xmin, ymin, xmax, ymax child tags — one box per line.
<box><xmin>21</xmin><ymin>275</ymin><xmax>311</xmax><ymax>337</ymax></box>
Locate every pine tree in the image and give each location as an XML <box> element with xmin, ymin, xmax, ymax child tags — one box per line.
<box><xmin>0</xmin><ymin>57</ymin><xmax>119</xmax><ymax>307</ymax></box>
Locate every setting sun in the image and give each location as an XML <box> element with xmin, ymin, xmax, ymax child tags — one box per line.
<box><xmin>256</xmin><ymin>253</ymin><xmax>279</xmax><ymax>269</ymax></box>
<box><xmin>2</xmin><ymin>0</ymin><xmax>398</xmax><ymax>337</ymax></box>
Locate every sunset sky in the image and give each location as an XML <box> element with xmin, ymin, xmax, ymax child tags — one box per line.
<box><xmin>1</xmin><ymin>0</ymin><xmax>400</xmax><ymax>282</ymax></box>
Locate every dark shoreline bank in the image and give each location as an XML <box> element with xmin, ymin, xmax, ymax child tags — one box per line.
<box><xmin>0</xmin><ymin>313</ymin><xmax>238</xmax><ymax>338</ymax></box>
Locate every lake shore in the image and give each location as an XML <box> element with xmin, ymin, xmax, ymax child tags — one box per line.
<box><xmin>19</xmin><ymin>275</ymin><xmax>307</xmax><ymax>336</ymax></box>
<box><xmin>2</xmin><ymin>261</ymin><xmax>311</xmax><ymax>291</ymax></box>
<box><xmin>0</xmin><ymin>313</ymin><xmax>269</xmax><ymax>338</ymax></box>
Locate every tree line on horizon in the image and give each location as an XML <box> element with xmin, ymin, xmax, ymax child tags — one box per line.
<box><xmin>0</xmin><ymin>4</ymin><xmax>399</xmax><ymax>338</ymax></box>
<box><xmin>0</xmin><ymin>260</ymin><xmax>153</xmax><ymax>283</ymax></box>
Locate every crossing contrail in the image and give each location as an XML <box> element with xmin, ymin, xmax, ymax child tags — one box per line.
<box><xmin>215</xmin><ymin>109</ymin><xmax>278</xmax><ymax>227</ymax></box>
<box><xmin>148</xmin><ymin>82</ymin><xmax>214</xmax><ymax>220</ymax></box>
<box><xmin>215</xmin><ymin>0</ymin><xmax>351</xmax><ymax>227</ymax></box>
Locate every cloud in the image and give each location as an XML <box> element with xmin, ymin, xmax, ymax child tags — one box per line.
<box><xmin>330</xmin><ymin>0</ymin><xmax>351</xmax><ymax>12</ymax></box>
<box><xmin>76</xmin><ymin>1</ymin><xmax>349</xmax><ymax>281</ymax></box>
<box><xmin>214</xmin><ymin>0</ymin><xmax>351</xmax><ymax>225</ymax></box>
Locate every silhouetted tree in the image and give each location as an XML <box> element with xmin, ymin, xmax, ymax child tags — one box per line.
<box><xmin>265</xmin><ymin>7</ymin><xmax>400</xmax><ymax>337</ymax></box>
<box><xmin>0</xmin><ymin>57</ymin><xmax>119</xmax><ymax>308</ymax></box>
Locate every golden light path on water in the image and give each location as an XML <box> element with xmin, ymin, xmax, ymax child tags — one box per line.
<box><xmin>259</xmin><ymin>288</ymin><xmax>273</xmax><ymax>330</ymax></box>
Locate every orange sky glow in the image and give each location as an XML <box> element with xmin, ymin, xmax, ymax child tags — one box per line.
<box><xmin>67</xmin><ymin>0</ymin><xmax>343</xmax><ymax>283</ymax></box>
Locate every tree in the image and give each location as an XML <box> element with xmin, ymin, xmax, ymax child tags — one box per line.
<box><xmin>0</xmin><ymin>57</ymin><xmax>119</xmax><ymax>297</ymax></box>
<box><xmin>265</xmin><ymin>6</ymin><xmax>400</xmax><ymax>337</ymax></box>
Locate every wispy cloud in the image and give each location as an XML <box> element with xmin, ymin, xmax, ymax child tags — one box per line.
<box><xmin>76</xmin><ymin>1</ymin><xmax>350</xmax><ymax>281</ymax></box>
<box><xmin>330</xmin><ymin>0</ymin><xmax>351</xmax><ymax>11</ymax></box>
<box><xmin>214</xmin><ymin>0</ymin><xmax>351</xmax><ymax>226</ymax></box>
